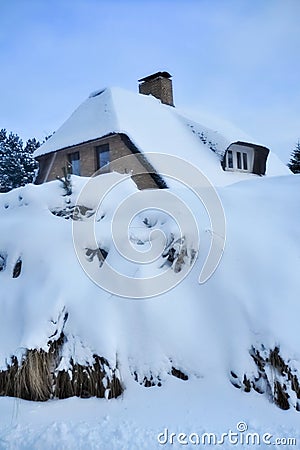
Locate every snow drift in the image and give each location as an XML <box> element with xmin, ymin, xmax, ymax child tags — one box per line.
<box><xmin>0</xmin><ymin>171</ymin><xmax>300</xmax><ymax>415</ymax></box>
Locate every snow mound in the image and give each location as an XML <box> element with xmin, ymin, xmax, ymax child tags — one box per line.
<box><xmin>0</xmin><ymin>172</ymin><xmax>300</xmax><ymax>415</ymax></box>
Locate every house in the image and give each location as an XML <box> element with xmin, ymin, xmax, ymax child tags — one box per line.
<box><xmin>33</xmin><ymin>72</ymin><xmax>290</xmax><ymax>188</ymax></box>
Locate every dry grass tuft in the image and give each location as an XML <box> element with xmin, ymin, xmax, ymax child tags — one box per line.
<box><xmin>0</xmin><ymin>335</ymin><xmax>122</xmax><ymax>401</ymax></box>
<box><xmin>54</xmin><ymin>355</ymin><xmax>122</xmax><ymax>399</ymax></box>
<box><xmin>230</xmin><ymin>346</ymin><xmax>300</xmax><ymax>411</ymax></box>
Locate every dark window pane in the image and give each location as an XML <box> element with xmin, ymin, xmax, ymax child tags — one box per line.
<box><xmin>68</xmin><ymin>152</ymin><xmax>80</xmax><ymax>175</ymax></box>
<box><xmin>100</xmin><ymin>151</ymin><xmax>109</xmax><ymax>167</ymax></box>
<box><xmin>227</xmin><ymin>150</ymin><xmax>233</xmax><ymax>168</ymax></box>
<box><xmin>237</xmin><ymin>152</ymin><xmax>242</xmax><ymax>169</ymax></box>
<box><xmin>243</xmin><ymin>153</ymin><xmax>248</xmax><ymax>170</ymax></box>
<box><xmin>95</xmin><ymin>144</ymin><xmax>110</xmax><ymax>170</ymax></box>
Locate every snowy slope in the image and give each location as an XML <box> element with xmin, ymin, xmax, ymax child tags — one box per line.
<box><xmin>0</xmin><ymin>172</ymin><xmax>300</xmax><ymax>448</ymax></box>
<box><xmin>33</xmin><ymin>87</ymin><xmax>290</xmax><ymax>186</ymax></box>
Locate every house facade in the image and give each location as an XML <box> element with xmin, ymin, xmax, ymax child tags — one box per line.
<box><xmin>35</xmin><ymin>132</ymin><xmax>166</xmax><ymax>190</ymax></box>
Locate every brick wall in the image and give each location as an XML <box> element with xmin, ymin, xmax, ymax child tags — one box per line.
<box><xmin>139</xmin><ymin>77</ymin><xmax>174</xmax><ymax>106</ymax></box>
<box><xmin>35</xmin><ymin>133</ymin><xmax>161</xmax><ymax>190</ymax></box>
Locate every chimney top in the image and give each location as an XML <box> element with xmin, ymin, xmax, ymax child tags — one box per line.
<box><xmin>138</xmin><ymin>71</ymin><xmax>174</xmax><ymax>107</ymax></box>
<box><xmin>138</xmin><ymin>71</ymin><xmax>172</xmax><ymax>83</ymax></box>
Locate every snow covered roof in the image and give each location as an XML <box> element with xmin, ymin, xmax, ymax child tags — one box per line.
<box><xmin>33</xmin><ymin>87</ymin><xmax>290</xmax><ymax>186</ymax></box>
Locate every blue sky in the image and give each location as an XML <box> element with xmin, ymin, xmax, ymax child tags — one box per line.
<box><xmin>0</xmin><ymin>0</ymin><xmax>299</xmax><ymax>163</ymax></box>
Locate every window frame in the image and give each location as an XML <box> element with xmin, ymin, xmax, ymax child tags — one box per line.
<box><xmin>225</xmin><ymin>146</ymin><xmax>253</xmax><ymax>173</ymax></box>
<box><xmin>227</xmin><ymin>150</ymin><xmax>233</xmax><ymax>168</ymax></box>
<box><xmin>67</xmin><ymin>151</ymin><xmax>80</xmax><ymax>175</ymax></box>
<box><xmin>95</xmin><ymin>144</ymin><xmax>110</xmax><ymax>171</ymax></box>
<box><xmin>242</xmin><ymin>152</ymin><xmax>248</xmax><ymax>170</ymax></box>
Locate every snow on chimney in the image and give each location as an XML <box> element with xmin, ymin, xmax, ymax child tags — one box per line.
<box><xmin>138</xmin><ymin>71</ymin><xmax>174</xmax><ymax>106</ymax></box>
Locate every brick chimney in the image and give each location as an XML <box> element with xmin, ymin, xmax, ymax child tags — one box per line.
<box><xmin>138</xmin><ymin>71</ymin><xmax>174</xmax><ymax>106</ymax></box>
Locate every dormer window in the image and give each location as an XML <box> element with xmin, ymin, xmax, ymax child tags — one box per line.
<box><xmin>222</xmin><ymin>142</ymin><xmax>269</xmax><ymax>175</ymax></box>
<box><xmin>225</xmin><ymin>146</ymin><xmax>253</xmax><ymax>172</ymax></box>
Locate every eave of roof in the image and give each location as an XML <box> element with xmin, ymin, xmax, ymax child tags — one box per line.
<box><xmin>230</xmin><ymin>141</ymin><xmax>270</xmax><ymax>153</ymax></box>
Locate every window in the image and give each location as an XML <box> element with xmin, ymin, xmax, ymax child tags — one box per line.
<box><xmin>95</xmin><ymin>144</ymin><xmax>110</xmax><ymax>170</ymax></box>
<box><xmin>236</xmin><ymin>152</ymin><xmax>242</xmax><ymax>169</ymax></box>
<box><xmin>227</xmin><ymin>150</ymin><xmax>233</xmax><ymax>168</ymax></box>
<box><xmin>243</xmin><ymin>152</ymin><xmax>248</xmax><ymax>170</ymax></box>
<box><xmin>68</xmin><ymin>152</ymin><xmax>80</xmax><ymax>175</ymax></box>
<box><xmin>225</xmin><ymin>147</ymin><xmax>252</xmax><ymax>172</ymax></box>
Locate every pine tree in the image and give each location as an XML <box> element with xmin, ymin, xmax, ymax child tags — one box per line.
<box><xmin>0</xmin><ymin>129</ymin><xmax>40</xmax><ymax>192</ymax></box>
<box><xmin>288</xmin><ymin>141</ymin><xmax>300</xmax><ymax>174</ymax></box>
<box><xmin>22</xmin><ymin>138</ymin><xmax>40</xmax><ymax>185</ymax></box>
